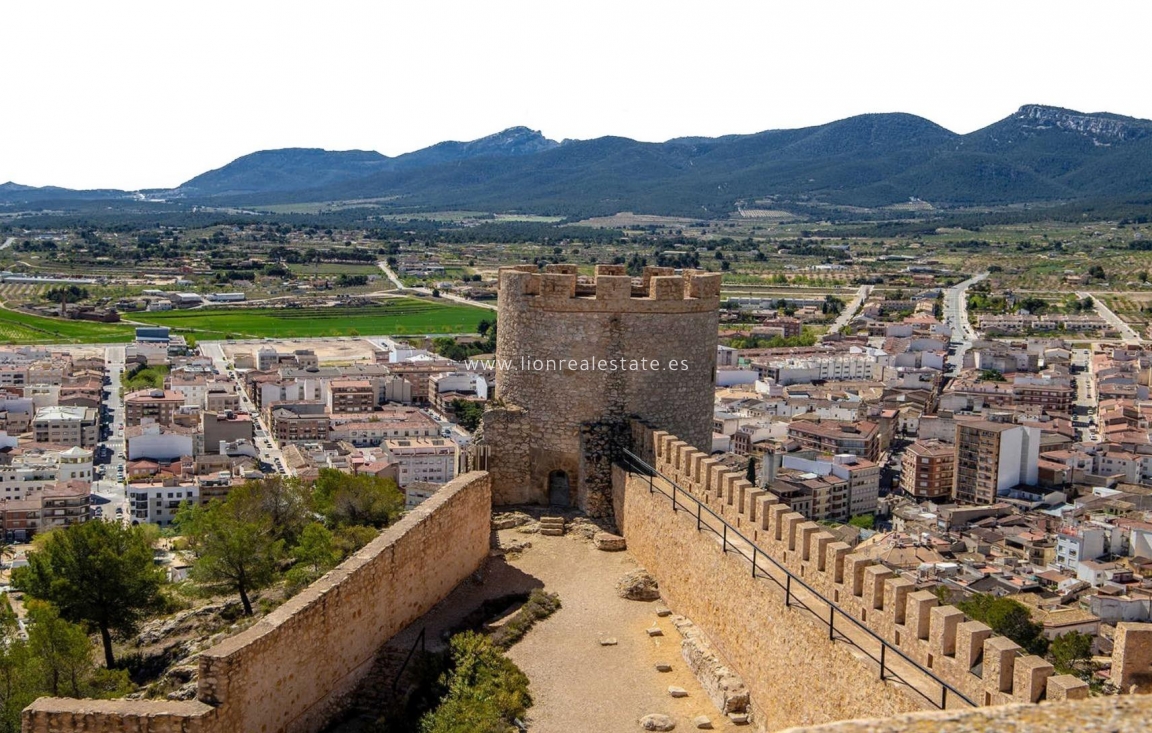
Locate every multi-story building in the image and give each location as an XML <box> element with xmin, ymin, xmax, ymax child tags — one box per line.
<box><xmin>953</xmin><ymin>420</ymin><xmax>1040</xmax><ymax>504</ymax></box>
<box><xmin>778</xmin><ymin>452</ymin><xmax>880</xmax><ymax>517</ymax></box>
<box><xmin>768</xmin><ymin>473</ymin><xmax>846</xmax><ymax>521</ymax></box>
<box><xmin>268</xmin><ymin>402</ymin><xmax>330</xmax><ymax>445</ymax></box>
<box><xmin>326</xmin><ymin>379</ymin><xmax>376</xmax><ymax>413</ymax></box>
<box><xmin>787</xmin><ymin>420</ymin><xmax>880</xmax><ymax>462</ymax></box>
<box><xmin>0</xmin><ymin>446</ymin><xmax>93</xmax><ymax>501</ymax></box>
<box><xmin>124</xmin><ymin>389</ymin><xmax>185</xmax><ymax>427</ymax></box>
<box><xmin>32</xmin><ymin>405</ymin><xmax>99</xmax><ymax>447</ymax></box>
<box><xmin>127</xmin><ymin>478</ymin><xmax>199</xmax><ymax>526</ymax></box>
<box><xmin>381</xmin><ymin>438</ymin><xmax>458</xmax><ymax>487</ymax></box>
<box><xmin>202</xmin><ymin>411</ymin><xmax>254</xmax><ymax>454</ymax></box>
<box><xmin>327</xmin><ymin>407</ymin><xmax>440</xmax><ymax>447</ymax></box>
<box><xmin>38</xmin><ymin>480</ymin><xmax>91</xmax><ymax>531</ymax></box>
<box><xmin>900</xmin><ymin>439</ymin><xmax>956</xmax><ymax>500</ymax></box>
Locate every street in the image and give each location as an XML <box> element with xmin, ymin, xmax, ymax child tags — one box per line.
<box><xmin>1077</xmin><ymin>291</ymin><xmax>1142</xmax><ymax>345</ymax></box>
<box><xmin>199</xmin><ymin>341</ymin><xmax>290</xmax><ymax>474</ymax></box>
<box><xmin>377</xmin><ymin>261</ymin><xmax>498</xmax><ymax>311</ymax></box>
<box><xmin>942</xmin><ymin>272</ymin><xmax>988</xmax><ymax>375</ymax></box>
<box><xmin>829</xmin><ymin>284</ymin><xmax>871</xmax><ymax>334</ymax></box>
<box><xmin>92</xmin><ymin>345</ymin><xmax>129</xmax><ymax>523</ymax></box>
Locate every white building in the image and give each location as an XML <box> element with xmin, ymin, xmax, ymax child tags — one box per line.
<box><xmin>127</xmin><ymin>480</ymin><xmax>199</xmax><ymax>526</ymax></box>
<box><xmin>0</xmin><ymin>446</ymin><xmax>93</xmax><ymax>500</ymax></box>
<box><xmin>126</xmin><ymin>423</ymin><xmax>196</xmax><ymax>461</ymax></box>
<box><xmin>381</xmin><ymin>438</ymin><xmax>458</xmax><ymax>487</ymax></box>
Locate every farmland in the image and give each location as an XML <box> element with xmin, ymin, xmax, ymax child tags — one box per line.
<box><xmin>130</xmin><ymin>297</ymin><xmax>487</xmax><ymax>339</ymax></box>
<box><xmin>0</xmin><ymin>307</ymin><xmax>136</xmax><ymax>344</ymax></box>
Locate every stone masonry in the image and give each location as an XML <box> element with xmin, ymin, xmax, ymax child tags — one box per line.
<box><xmin>477</xmin><ymin>263</ymin><xmax>720</xmax><ymax>516</ymax></box>
<box><xmin>613</xmin><ymin>423</ymin><xmax>1152</xmax><ymax>731</ymax></box>
<box><xmin>22</xmin><ymin>471</ymin><xmax>492</xmax><ymax>733</ymax></box>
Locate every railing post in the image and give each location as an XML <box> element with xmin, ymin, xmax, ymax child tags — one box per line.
<box><xmin>722</xmin><ymin>523</ymin><xmax>727</xmax><ymax>553</ymax></box>
<box><xmin>696</xmin><ymin>500</ymin><xmax>701</xmax><ymax>531</ymax></box>
<box><xmin>785</xmin><ymin>574</ymin><xmax>791</xmax><ymax>607</ymax></box>
<box><xmin>648</xmin><ymin>470</ymin><xmax>653</xmax><ymax>494</ymax></box>
<box><xmin>829</xmin><ymin>606</ymin><xmax>835</xmax><ymax>641</ymax></box>
<box><xmin>751</xmin><ymin>547</ymin><xmax>758</xmax><ymax>578</ymax></box>
<box><xmin>941</xmin><ymin>686</ymin><xmax>947</xmax><ymax>710</ymax></box>
<box><xmin>672</xmin><ymin>482</ymin><xmax>677</xmax><ymax>512</ymax></box>
<box><xmin>880</xmin><ymin>643</ymin><xmax>886</xmax><ymax>681</ymax></box>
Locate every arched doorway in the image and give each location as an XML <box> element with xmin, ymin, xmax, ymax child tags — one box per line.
<box><xmin>548</xmin><ymin>470</ymin><xmax>571</xmax><ymax>507</ymax></box>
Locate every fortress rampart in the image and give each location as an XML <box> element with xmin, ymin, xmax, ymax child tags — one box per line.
<box><xmin>22</xmin><ymin>471</ymin><xmax>492</xmax><ymax>733</ymax></box>
<box><xmin>614</xmin><ymin>423</ymin><xmax>1152</xmax><ymax>730</ymax></box>
<box><xmin>479</xmin><ymin>264</ymin><xmax>720</xmax><ymax>515</ymax></box>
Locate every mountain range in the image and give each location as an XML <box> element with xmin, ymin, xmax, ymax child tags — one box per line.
<box><xmin>4</xmin><ymin>105</ymin><xmax>1152</xmax><ymax>218</ymax></box>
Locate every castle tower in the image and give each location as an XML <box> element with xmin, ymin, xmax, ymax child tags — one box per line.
<box><xmin>476</xmin><ymin>263</ymin><xmax>721</xmax><ymax>516</ymax></box>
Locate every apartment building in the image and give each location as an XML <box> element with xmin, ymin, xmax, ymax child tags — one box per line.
<box><xmin>900</xmin><ymin>439</ymin><xmax>956</xmax><ymax>500</ymax></box>
<box><xmin>953</xmin><ymin>420</ymin><xmax>1040</xmax><ymax>504</ymax></box>
<box><xmin>268</xmin><ymin>402</ymin><xmax>330</xmax><ymax>444</ymax></box>
<box><xmin>381</xmin><ymin>438</ymin><xmax>458</xmax><ymax>486</ymax></box>
<box><xmin>0</xmin><ymin>446</ymin><xmax>93</xmax><ymax>500</ymax></box>
<box><xmin>202</xmin><ymin>411</ymin><xmax>254</xmax><ymax>454</ymax></box>
<box><xmin>128</xmin><ymin>478</ymin><xmax>199</xmax><ymax>526</ymax></box>
<box><xmin>326</xmin><ymin>379</ymin><xmax>376</xmax><ymax>413</ymax></box>
<box><xmin>0</xmin><ymin>480</ymin><xmax>90</xmax><ymax>541</ymax></box>
<box><xmin>787</xmin><ymin>420</ymin><xmax>881</xmax><ymax>462</ymax></box>
<box><xmin>32</xmin><ymin>405</ymin><xmax>99</xmax><ymax>447</ymax></box>
<box><xmin>124</xmin><ymin>389</ymin><xmax>185</xmax><ymax>427</ymax></box>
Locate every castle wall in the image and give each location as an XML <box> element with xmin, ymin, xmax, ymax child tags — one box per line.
<box><xmin>23</xmin><ymin>471</ymin><xmax>492</xmax><ymax>733</ymax></box>
<box><xmin>488</xmin><ymin>265</ymin><xmax>719</xmax><ymax>512</ymax></box>
<box><xmin>777</xmin><ymin>695</ymin><xmax>1152</xmax><ymax>733</ymax></box>
<box><xmin>611</xmin><ymin>423</ymin><xmax>1129</xmax><ymax>731</ymax></box>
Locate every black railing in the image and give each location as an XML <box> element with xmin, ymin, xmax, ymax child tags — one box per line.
<box><xmin>619</xmin><ymin>448</ymin><xmax>976</xmax><ymax>711</ymax></box>
<box><xmin>392</xmin><ymin>627</ymin><xmax>426</xmax><ymax>695</ymax></box>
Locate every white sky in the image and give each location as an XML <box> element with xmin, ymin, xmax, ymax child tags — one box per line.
<box><xmin>3</xmin><ymin>0</ymin><xmax>1150</xmax><ymax>191</ymax></box>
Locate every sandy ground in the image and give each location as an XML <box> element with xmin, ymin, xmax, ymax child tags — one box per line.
<box><xmin>385</xmin><ymin>528</ymin><xmax>741</xmax><ymax>732</ymax></box>
<box><xmin>220</xmin><ymin>337</ymin><xmax>380</xmax><ymax>365</ymax></box>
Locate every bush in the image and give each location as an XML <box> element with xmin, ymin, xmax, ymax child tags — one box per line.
<box><xmin>419</xmin><ymin>632</ymin><xmax>531</xmax><ymax>733</ymax></box>
<box><xmin>491</xmin><ymin>590</ymin><xmax>561</xmax><ymax>650</ymax></box>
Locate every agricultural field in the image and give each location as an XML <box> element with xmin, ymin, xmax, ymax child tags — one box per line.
<box><xmin>130</xmin><ymin>297</ymin><xmax>488</xmax><ymax>339</ymax></box>
<box><xmin>0</xmin><ymin>307</ymin><xmax>136</xmax><ymax>344</ymax></box>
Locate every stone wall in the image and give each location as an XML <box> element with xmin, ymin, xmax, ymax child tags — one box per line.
<box><xmin>23</xmin><ymin>471</ymin><xmax>493</xmax><ymax>733</ymax></box>
<box><xmin>482</xmin><ymin>264</ymin><xmax>720</xmax><ymax>513</ymax></box>
<box><xmin>611</xmin><ymin>424</ymin><xmax>1152</xmax><ymax>730</ymax></box>
<box><xmin>777</xmin><ymin>694</ymin><xmax>1152</xmax><ymax>733</ymax></box>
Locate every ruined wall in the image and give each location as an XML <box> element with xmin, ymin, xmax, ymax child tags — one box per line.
<box><xmin>485</xmin><ymin>263</ymin><xmax>720</xmax><ymax>513</ymax></box>
<box><xmin>23</xmin><ymin>471</ymin><xmax>492</xmax><ymax>733</ymax></box>
<box><xmin>612</xmin><ymin>424</ymin><xmax>1140</xmax><ymax>731</ymax></box>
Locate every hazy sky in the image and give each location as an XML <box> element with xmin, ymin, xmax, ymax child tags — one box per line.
<box><xmin>4</xmin><ymin>1</ymin><xmax>1150</xmax><ymax>190</ymax></box>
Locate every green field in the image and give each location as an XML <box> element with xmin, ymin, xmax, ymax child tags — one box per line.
<box><xmin>130</xmin><ymin>298</ymin><xmax>488</xmax><ymax>339</ymax></box>
<box><xmin>0</xmin><ymin>308</ymin><xmax>136</xmax><ymax>344</ymax></box>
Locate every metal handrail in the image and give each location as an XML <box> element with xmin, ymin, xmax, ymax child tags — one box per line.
<box><xmin>392</xmin><ymin>627</ymin><xmax>426</xmax><ymax>695</ymax></box>
<box><xmin>620</xmin><ymin>448</ymin><xmax>976</xmax><ymax>710</ymax></box>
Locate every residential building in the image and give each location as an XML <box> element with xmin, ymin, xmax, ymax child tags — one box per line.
<box><xmin>124</xmin><ymin>389</ymin><xmax>184</xmax><ymax>427</ymax></box>
<box><xmin>901</xmin><ymin>440</ymin><xmax>956</xmax><ymax>500</ymax></box>
<box><xmin>202</xmin><ymin>411</ymin><xmax>254</xmax><ymax>454</ymax></box>
<box><xmin>381</xmin><ymin>438</ymin><xmax>458</xmax><ymax>487</ymax></box>
<box><xmin>953</xmin><ymin>420</ymin><xmax>1040</xmax><ymax>504</ymax></box>
<box><xmin>787</xmin><ymin>420</ymin><xmax>880</xmax><ymax>462</ymax></box>
<box><xmin>32</xmin><ymin>405</ymin><xmax>99</xmax><ymax>447</ymax></box>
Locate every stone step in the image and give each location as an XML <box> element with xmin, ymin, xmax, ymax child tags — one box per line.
<box><xmin>539</xmin><ymin>527</ymin><xmax>565</xmax><ymax>536</ymax></box>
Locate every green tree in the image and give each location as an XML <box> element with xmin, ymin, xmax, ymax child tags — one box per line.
<box><xmin>176</xmin><ymin>484</ymin><xmax>284</xmax><ymax>616</ymax></box>
<box><xmin>12</xmin><ymin>522</ymin><xmax>165</xmax><ymax>668</ymax></box>
<box><xmin>250</xmin><ymin>475</ymin><xmax>311</xmax><ymax>544</ymax></box>
<box><xmin>285</xmin><ymin>523</ymin><xmax>341</xmax><ymax>595</ymax></box>
<box><xmin>312</xmin><ymin>469</ymin><xmax>404</xmax><ymax>529</ymax></box>
<box><xmin>848</xmin><ymin>514</ymin><xmax>875</xmax><ymax>530</ymax></box>
<box><xmin>1050</xmin><ymin>631</ymin><xmax>1093</xmax><ymax>677</ymax></box>
<box><xmin>25</xmin><ymin>601</ymin><xmax>94</xmax><ymax>698</ymax></box>
<box><xmin>452</xmin><ymin>399</ymin><xmax>485</xmax><ymax>432</ymax></box>
<box><xmin>957</xmin><ymin>594</ymin><xmax>1048</xmax><ymax>656</ymax></box>
<box><xmin>42</xmin><ymin>285</ymin><xmax>89</xmax><ymax>316</ymax></box>
<box><xmin>420</xmin><ymin>632</ymin><xmax>532</xmax><ymax>733</ymax></box>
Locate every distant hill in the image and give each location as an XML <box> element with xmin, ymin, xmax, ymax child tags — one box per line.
<box><xmin>5</xmin><ymin>106</ymin><xmax>1152</xmax><ymax>217</ymax></box>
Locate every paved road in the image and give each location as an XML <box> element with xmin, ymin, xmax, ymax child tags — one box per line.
<box><xmin>942</xmin><ymin>272</ymin><xmax>988</xmax><ymax>375</ymax></box>
<box><xmin>199</xmin><ymin>341</ymin><xmax>290</xmax><ymax>474</ymax></box>
<box><xmin>1077</xmin><ymin>291</ymin><xmax>1142</xmax><ymax>344</ymax></box>
<box><xmin>377</xmin><ymin>261</ymin><xmax>498</xmax><ymax>312</ymax></box>
<box><xmin>829</xmin><ymin>284</ymin><xmax>870</xmax><ymax>334</ymax></box>
<box><xmin>1072</xmin><ymin>347</ymin><xmax>1100</xmax><ymax>444</ymax></box>
<box><xmin>94</xmin><ymin>345</ymin><xmax>131</xmax><ymax>523</ymax></box>
<box><xmin>0</xmin><ymin>237</ymin><xmax>14</xmax><ymax>251</ymax></box>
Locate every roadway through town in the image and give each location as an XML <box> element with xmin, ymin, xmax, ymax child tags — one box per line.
<box><xmin>199</xmin><ymin>341</ymin><xmax>290</xmax><ymax>474</ymax></box>
<box><xmin>942</xmin><ymin>272</ymin><xmax>988</xmax><ymax>376</ymax></box>
<box><xmin>1077</xmin><ymin>291</ymin><xmax>1143</xmax><ymax>344</ymax></box>
<box><xmin>377</xmin><ymin>261</ymin><xmax>499</xmax><ymax>311</ymax></box>
<box><xmin>829</xmin><ymin>284</ymin><xmax>871</xmax><ymax>334</ymax></box>
<box><xmin>91</xmin><ymin>345</ymin><xmax>130</xmax><ymax>523</ymax></box>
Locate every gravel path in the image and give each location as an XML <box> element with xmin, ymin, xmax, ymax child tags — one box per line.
<box><xmin>502</xmin><ymin>530</ymin><xmax>740</xmax><ymax>733</ymax></box>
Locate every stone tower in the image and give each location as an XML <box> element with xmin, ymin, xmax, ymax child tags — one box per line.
<box><xmin>474</xmin><ymin>263</ymin><xmax>721</xmax><ymax>516</ymax></box>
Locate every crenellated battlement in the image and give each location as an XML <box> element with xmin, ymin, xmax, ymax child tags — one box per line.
<box><xmin>620</xmin><ymin>423</ymin><xmax>1152</xmax><ymax>716</ymax></box>
<box><xmin>498</xmin><ymin>264</ymin><xmax>722</xmax><ymax>312</ymax></box>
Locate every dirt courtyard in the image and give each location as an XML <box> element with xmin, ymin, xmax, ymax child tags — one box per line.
<box><xmin>393</xmin><ymin>524</ymin><xmax>741</xmax><ymax>732</ymax></box>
